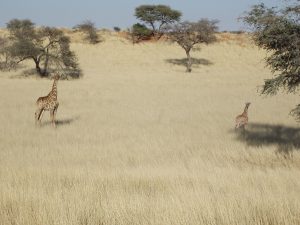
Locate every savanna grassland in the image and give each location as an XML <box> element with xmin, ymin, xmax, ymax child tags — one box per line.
<box><xmin>0</xmin><ymin>31</ymin><xmax>300</xmax><ymax>225</ymax></box>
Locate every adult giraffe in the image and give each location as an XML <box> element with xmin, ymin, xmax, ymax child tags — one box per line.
<box><xmin>35</xmin><ymin>74</ymin><xmax>60</xmax><ymax>127</ymax></box>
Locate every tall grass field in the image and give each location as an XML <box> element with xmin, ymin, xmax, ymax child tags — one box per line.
<box><xmin>0</xmin><ymin>31</ymin><xmax>300</xmax><ymax>225</ymax></box>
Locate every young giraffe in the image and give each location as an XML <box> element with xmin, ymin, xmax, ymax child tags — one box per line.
<box><xmin>235</xmin><ymin>102</ymin><xmax>251</xmax><ymax>130</ymax></box>
<box><xmin>35</xmin><ymin>74</ymin><xmax>60</xmax><ymax>127</ymax></box>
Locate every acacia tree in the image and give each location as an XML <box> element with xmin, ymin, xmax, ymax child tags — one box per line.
<box><xmin>165</xmin><ymin>19</ymin><xmax>218</xmax><ymax>72</ymax></box>
<box><xmin>135</xmin><ymin>5</ymin><xmax>182</xmax><ymax>37</ymax></box>
<box><xmin>0</xmin><ymin>19</ymin><xmax>79</xmax><ymax>78</ymax></box>
<box><xmin>241</xmin><ymin>1</ymin><xmax>300</xmax><ymax>120</ymax></box>
<box><xmin>73</xmin><ymin>20</ymin><xmax>100</xmax><ymax>44</ymax></box>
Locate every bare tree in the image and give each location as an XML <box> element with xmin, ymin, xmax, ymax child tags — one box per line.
<box><xmin>165</xmin><ymin>19</ymin><xmax>218</xmax><ymax>72</ymax></box>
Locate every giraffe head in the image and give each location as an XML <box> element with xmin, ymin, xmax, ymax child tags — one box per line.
<box><xmin>245</xmin><ymin>102</ymin><xmax>251</xmax><ymax>108</ymax></box>
<box><xmin>52</xmin><ymin>74</ymin><xmax>60</xmax><ymax>81</ymax></box>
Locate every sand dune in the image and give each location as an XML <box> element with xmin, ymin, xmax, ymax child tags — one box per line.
<box><xmin>0</xmin><ymin>32</ymin><xmax>299</xmax><ymax>225</ymax></box>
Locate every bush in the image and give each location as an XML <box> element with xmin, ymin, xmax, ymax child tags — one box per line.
<box><xmin>130</xmin><ymin>23</ymin><xmax>152</xmax><ymax>43</ymax></box>
<box><xmin>74</xmin><ymin>20</ymin><xmax>100</xmax><ymax>44</ymax></box>
<box><xmin>113</xmin><ymin>27</ymin><xmax>121</xmax><ymax>32</ymax></box>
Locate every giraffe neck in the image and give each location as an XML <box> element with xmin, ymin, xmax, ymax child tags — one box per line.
<box><xmin>50</xmin><ymin>79</ymin><xmax>58</xmax><ymax>100</ymax></box>
<box><xmin>242</xmin><ymin>105</ymin><xmax>249</xmax><ymax>116</ymax></box>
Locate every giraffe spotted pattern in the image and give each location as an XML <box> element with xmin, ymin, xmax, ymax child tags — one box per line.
<box><xmin>235</xmin><ymin>102</ymin><xmax>251</xmax><ymax>130</ymax></box>
<box><xmin>35</xmin><ymin>74</ymin><xmax>60</xmax><ymax>127</ymax></box>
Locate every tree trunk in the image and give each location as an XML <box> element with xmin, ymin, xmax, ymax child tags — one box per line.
<box><xmin>185</xmin><ymin>50</ymin><xmax>192</xmax><ymax>72</ymax></box>
<box><xmin>34</xmin><ymin>58</ymin><xmax>45</xmax><ymax>76</ymax></box>
<box><xmin>35</xmin><ymin>62</ymin><xmax>42</xmax><ymax>75</ymax></box>
<box><xmin>42</xmin><ymin>50</ymin><xmax>49</xmax><ymax>75</ymax></box>
<box><xmin>150</xmin><ymin>22</ymin><xmax>156</xmax><ymax>33</ymax></box>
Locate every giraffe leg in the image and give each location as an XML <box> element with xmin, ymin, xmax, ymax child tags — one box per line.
<box><xmin>50</xmin><ymin>110</ymin><xmax>56</xmax><ymax>127</ymax></box>
<box><xmin>240</xmin><ymin>124</ymin><xmax>246</xmax><ymax>133</ymax></box>
<box><xmin>54</xmin><ymin>103</ymin><xmax>59</xmax><ymax>118</ymax></box>
<box><xmin>53</xmin><ymin>103</ymin><xmax>59</xmax><ymax>127</ymax></box>
<box><xmin>38</xmin><ymin>109</ymin><xmax>44</xmax><ymax>125</ymax></box>
<box><xmin>35</xmin><ymin>109</ymin><xmax>41</xmax><ymax>125</ymax></box>
<box><xmin>35</xmin><ymin>108</ymin><xmax>43</xmax><ymax>126</ymax></box>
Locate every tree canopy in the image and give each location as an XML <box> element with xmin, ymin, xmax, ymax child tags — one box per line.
<box><xmin>0</xmin><ymin>19</ymin><xmax>80</xmax><ymax>78</ymax></box>
<box><xmin>135</xmin><ymin>5</ymin><xmax>182</xmax><ymax>36</ymax></box>
<box><xmin>241</xmin><ymin>1</ymin><xmax>300</xmax><ymax>120</ymax></box>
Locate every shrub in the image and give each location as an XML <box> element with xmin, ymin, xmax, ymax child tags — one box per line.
<box><xmin>74</xmin><ymin>20</ymin><xmax>100</xmax><ymax>44</ymax></box>
<box><xmin>113</xmin><ymin>27</ymin><xmax>121</xmax><ymax>32</ymax></box>
<box><xmin>130</xmin><ymin>23</ymin><xmax>152</xmax><ymax>43</ymax></box>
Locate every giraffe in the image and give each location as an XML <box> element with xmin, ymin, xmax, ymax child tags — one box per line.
<box><xmin>235</xmin><ymin>102</ymin><xmax>251</xmax><ymax>130</ymax></box>
<box><xmin>35</xmin><ymin>74</ymin><xmax>60</xmax><ymax>127</ymax></box>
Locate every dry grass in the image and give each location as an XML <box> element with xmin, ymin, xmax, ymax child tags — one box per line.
<box><xmin>217</xmin><ymin>32</ymin><xmax>253</xmax><ymax>47</ymax></box>
<box><xmin>0</xmin><ymin>32</ymin><xmax>300</xmax><ymax>225</ymax></box>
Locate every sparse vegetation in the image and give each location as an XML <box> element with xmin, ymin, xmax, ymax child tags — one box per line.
<box><xmin>241</xmin><ymin>1</ymin><xmax>300</xmax><ymax>121</ymax></box>
<box><xmin>0</xmin><ymin>19</ymin><xmax>80</xmax><ymax>78</ymax></box>
<box><xmin>74</xmin><ymin>20</ymin><xmax>100</xmax><ymax>44</ymax></box>
<box><xmin>165</xmin><ymin>19</ymin><xmax>218</xmax><ymax>72</ymax></box>
<box><xmin>229</xmin><ymin>30</ymin><xmax>245</xmax><ymax>34</ymax></box>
